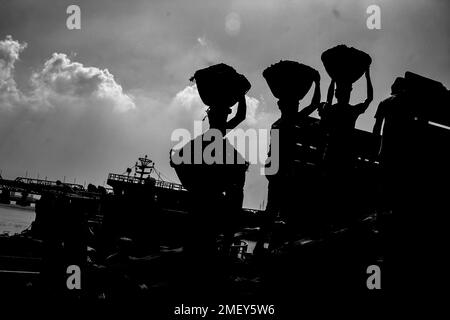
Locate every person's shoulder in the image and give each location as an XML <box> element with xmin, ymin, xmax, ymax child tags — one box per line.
<box><xmin>383</xmin><ymin>95</ymin><xmax>399</xmax><ymax>105</ymax></box>
<box><xmin>353</xmin><ymin>100</ymin><xmax>370</xmax><ymax>114</ymax></box>
<box><xmin>271</xmin><ymin>118</ymin><xmax>282</xmax><ymax>129</ymax></box>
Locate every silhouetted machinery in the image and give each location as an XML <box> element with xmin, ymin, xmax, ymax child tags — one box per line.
<box><xmin>403</xmin><ymin>71</ymin><xmax>450</xmax><ymax>126</ymax></box>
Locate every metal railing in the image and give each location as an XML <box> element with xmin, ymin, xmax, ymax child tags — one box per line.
<box><xmin>14</xmin><ymin>177</ymin><xmax>85</xmax><ymax>191</ymax></box>
<box><xmin>108</xmin><ymin>173</ymin><xmax>186</xmax><ymax>191</ymax></box>
<box><xmin>154</xmin><ymin>180</ymin><xmax>186</xmax><ymax>191</ymax></box>
<box><xmin>107</xmin><ymin>173</ymin><xmax>145</xmax><ymax>185</ymax></box>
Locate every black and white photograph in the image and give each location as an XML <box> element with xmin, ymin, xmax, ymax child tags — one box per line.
<box><xmin>0</xmin><ymin>0</ymin><xmax>449</xmax><ymax>316</ymax></box>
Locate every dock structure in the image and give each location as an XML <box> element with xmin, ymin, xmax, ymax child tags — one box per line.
<box><xmin>0</xmin><ymin>176</ymin><xmax>104</xmax><ymax>206</ymax></box>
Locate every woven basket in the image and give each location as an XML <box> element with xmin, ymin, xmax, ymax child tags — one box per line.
<box><xmin>263</xmin><ymin>60</ymin><xmax>318</xmax><ymax>101</ymax></box>
<box><xmin>191</xmin><ymin>63</ymin><xmax>251</xmax><ymax>109</ymax></box>
<box><xmin>321</xmin><ymin>45</ymin><xmax>372</xmax><ymax>84</ymax></box>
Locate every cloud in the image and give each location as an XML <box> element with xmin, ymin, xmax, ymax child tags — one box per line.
<box><xmin>0</xmin><ymin>35</ymin><xmax>27</xmax><ymax>107</ymax></box>
<box><xmin>163</xmin><ymin>37</ymin><xmax>222</xmax><ymax>86</ymax></box>
<box><xmin>244</xmin><ymin>95</ymin><xmax>261</xmax><ymax>126</ymax></box>
<box><xmin>0</xmin><ymin>35</ymin><xmax>26</xmax><ymax>71</ymax></box>
<box><xmin>172</xmin><ymin>84</ymin><xmax>203</xmax><ymax>112</ymax></box>
<box><xmin>30</xmin><ymin>53</ymin><xmax>135</xmax><ymax>112</ymax></box>
<box><xmin>0</xmin><ymin>35</ymin><xmax>135</xmax><ymax>113</ymax></box>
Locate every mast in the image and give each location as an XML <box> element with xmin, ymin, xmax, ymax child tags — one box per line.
<box><xmin>134</xmin><ymin>155</ymin><xmax>154</xmax><ymax>182</ymax></box>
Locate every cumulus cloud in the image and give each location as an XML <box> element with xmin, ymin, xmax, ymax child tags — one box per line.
<box><xmin>0</xmin><ymin>35</ymin><xmax>135</xmax><ymax>113</ymax></box>
<box><xmin>172</xmin><ymin>84</ymin><xmax>203</xmax><ymax>112</ymax></box>
<box><xmin>244</xmin><ymin>96</ymin><xmax>260</xmax><ymax>126</ymax></box>
<box><xmin>0</xmin><ymin>35</ymin><xmax>27</xmax><ymax>107</ymax></box>
<box><xmin>30</xmin><ymin>53</ymin><xmax>135</xmax><ymax>112</ymax></box>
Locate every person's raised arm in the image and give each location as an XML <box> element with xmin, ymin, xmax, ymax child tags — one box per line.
<box><xmin>372</xmin><ymin>102</ymin><xmax>384</xmax><ymax>136</ymax></box>
<box><xmin>318</xmin><ymin>79</ymin><xmax>334</xmax><ymax>118</ymax></box>
<box><xmin>355</xmin><ymin>67</ymin><xmax>373</xmax><ymax>115</ymax></box>
<box><xmin>327</xmin><ymin>79</ymin><xmax>335</xmax><ymax>105</ymax></box>
<box><xmin>298</xmin><ymin>73</ymin><xmax>321</xmax><ymax>118</ymax></box>
<box><xmin>365</xmin><ymin>67</ymin><xmax>373</xmax><ymax>105</ymax></box>
<box><xmin>226</xmin><ymin>95</ymin><xmax>247</xmax><ymax>132</ymax></box>
<box><xmin>372</xmin><ymin>101</ymin><xmax>385</xmax><ymax>157</ymax></box>
<box><xmin>361</xmin><ymin>67</ymin><xmax>373</xmax><ymax>111</ymax></box>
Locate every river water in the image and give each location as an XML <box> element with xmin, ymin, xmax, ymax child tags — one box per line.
<box><xmin>0</xmin><ymin>204</ymin><xmax>35</xmax><ymax>235</ymax></box>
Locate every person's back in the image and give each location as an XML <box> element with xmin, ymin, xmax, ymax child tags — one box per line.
<box><xmin>320</xmin><ymin>71</ymin><xmax>372</xmax><ymax>172</ymax></box>
<box><xmin>321</xmin><ymin>101</ymin><xmax>363</xmax><ymax>143</ymax></box>
<box><xmin>317</xmin><ymin>67</ymin><xmax>373</xmax><ymax>227</ymax></box>
<box><xmin>172</xmin><ymin>64</ymin><xmax>251</xmax><ymax>266</ymax></box>
<box><xmin>268</xmin><ymin>112</ymin><xmax>297</xmax><ymax>178</ymax></box>
<box><xmin>373</xmin><ymin>77</ymin><xmax>411</xmax><ymax>169</ymax></box>
<box><xmin>261</xmin><ymin>66</ymin><xmax>321</xmax><ymax>245</ymax></box>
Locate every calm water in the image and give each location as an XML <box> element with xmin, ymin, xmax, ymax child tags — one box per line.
<box><xmin>0</xmin><ymin>204</ymin><xmax>35</xmax><ymax>235</ymax></box>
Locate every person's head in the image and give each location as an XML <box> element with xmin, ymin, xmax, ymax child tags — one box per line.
<box><xmin>277</xmin><ymin>98</ymin><xmax>299</xmax><ymax>116</ymax></box>
<box><xmin>207</xmin><ymin>106</ymin><xmax>231</xmax><ymax>131</ymax></box>
<box><xmin>391</xmin><ymin>77</ymin><xmax>406</xmax><ymax>95</ymax></box>
<box><xmin>335</xmin><ymin>82</ymin><xmax>353</xmax><ymax>104</ymax></box>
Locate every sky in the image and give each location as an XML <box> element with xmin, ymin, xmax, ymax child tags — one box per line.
<box><xmin>0</xmin><ymin>0</ymin><xmax>449</xmax><ymax>209</ymax></box>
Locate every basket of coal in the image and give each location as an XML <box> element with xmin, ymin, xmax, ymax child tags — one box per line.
<box><xmin>321</xmin><ymin>45</ymin><xmax>372</xmax><ymax>84</ymax></box>
<box><xmin>262</xmin><ymin>60</ymin><xmax>318</xmax><ymax>101</ymax></box>
<box><xmin>190</xmin><ymin>63</ymin><xmax>251</xmax><ymax>109</ymax></box>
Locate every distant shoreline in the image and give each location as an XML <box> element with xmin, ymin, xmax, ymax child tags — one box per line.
<box><xmin>0</xmin><ymin>202</ymin><xmax>35</xmax><ymax>212</ymax></box>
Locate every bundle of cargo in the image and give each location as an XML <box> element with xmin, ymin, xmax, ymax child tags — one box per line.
<box><xmin>262</xmin><ymin>60</ymin><xmax>319</xmax><ymax>101</ymax></box>
<box><xmin>321</xmin><ymin>45</ymin><xmax>372</xmax><ymax>84</ymax></box>
<box><xmin>404</xmin><ymin>72</ymin><xmax>447</xmax><ymax>97</ymax></box>
<box><xmin>190</xmin><ymin>63</ymin><xmax>251</xmax><ymax>109</ymax></box>
<box><xmin>170</xmin><ymin>132</ymin><xmax>248</xmax><ymax>194</ymax></box>
<box><xmin>403</xmin><ymin>72</ymin><xmax>449</xmax><ymax>125</ymax></box>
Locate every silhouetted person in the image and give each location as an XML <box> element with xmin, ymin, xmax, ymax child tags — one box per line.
<box><xmin>171</xmin><ymin>64</ymin><xmax>250</xmax><ymax>297</ymax></box>
<box><xmin>373</xmin><ymin>73</ymin><xmax>450</xmax><ymax>293</ymax></box>
<box><xmin>202</xmin><ymin>94</ymin><xmax>248</xmax><ymax>255</ymax></box>
<box><xmin>373</xmin><ymin>77</ymin><xmax>406</xmax><ymax>133</ymax></box>
<box><xmin>372</xmin><ymin>77</ymin><xmax>409</xmax><ymax>207</ymax></box>
<box><xmin>318</xmin><ymin>66</ymin><xmax>373</xmax><ymax>226</ymax></box>
<box><xmin>256</xmin><ymin>62</ymin><xmax>321</xmax><ymax>252</ymax></box>
<box><xmin>267</xmin><ymin>75</ymin><xmax>321</xmax><ymax>226</ymax></box>
<box><xmin>319</xmin><ymin>66</ymin><xmax>373</xmax><ymax>172</ymax></box>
